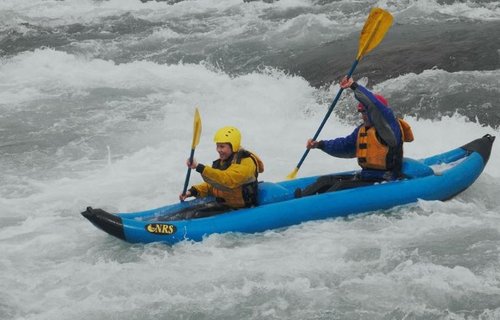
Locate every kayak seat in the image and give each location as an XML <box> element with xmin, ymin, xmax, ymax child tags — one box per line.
<box><xmin>402</xmin><ymin>158</ymin><xmax>434</xmax><ymax>178</ymax></box>
<box><xmin>257</xmin><ymin>182</ymin><xmax>294</xmax><ymax>205</ymax></box>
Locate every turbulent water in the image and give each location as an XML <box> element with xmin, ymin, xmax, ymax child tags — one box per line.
<box><xmin>1</xmin><ymin>0</ymin><xmax>500</xmax><ymax>319</ymax></box>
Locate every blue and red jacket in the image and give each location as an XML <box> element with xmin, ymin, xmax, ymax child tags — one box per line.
<box><xmin>317</xmin><ymin>83</ymin><xmax>404</xmax><ymax>181</ymax></box>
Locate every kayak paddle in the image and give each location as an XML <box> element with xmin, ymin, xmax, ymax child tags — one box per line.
<box><xmin>286</xmin><ymin>8</ymin><xmax>393</xmax><ymax>179</ymax></box>
<box><xmin>181</xmin><ymin>107</ymin><xmax>202</xmax><ymax>200</ymax></box>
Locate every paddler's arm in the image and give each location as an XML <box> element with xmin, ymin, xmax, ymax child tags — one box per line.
<box><xmin>190</xmin><ymin>182</ymin><xmax>210</xmax><ymax>196</ymax></box>
<box><xmin>179</xmin><ymin>159</ymin><xmax>211</xmax><ymax>201</ymax></box>
<box><xmin>306</xmin><ymin>128</ymin><xmax>358</xmax><ymax>159</ymax></box>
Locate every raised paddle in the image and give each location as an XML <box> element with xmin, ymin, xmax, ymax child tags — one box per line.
<box><xmin>181</xmin><ymin>107</ymin><xmax>202</xmax><ymax>200</ymax></box>
<box><xmin>286</xmin><ymin>8</ymin><xmax>393</xmax><ymax>179</ymax></box>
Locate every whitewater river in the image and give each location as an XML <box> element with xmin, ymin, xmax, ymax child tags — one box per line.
<box><xmin>1</xmin><ymin>0</ymin><xmax>500</xmax><ymax>319</ymax></box>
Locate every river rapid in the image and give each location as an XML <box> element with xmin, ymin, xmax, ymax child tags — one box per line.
<box><xmin>1</xmin><ymin>0</ymin><xmax>500</xmax><ymax>319</ymax></box>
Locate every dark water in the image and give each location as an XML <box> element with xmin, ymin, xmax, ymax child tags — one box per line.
<box><xmin>1</xmin><ymin>2</ymin><xmax>498</xmax><ymax>128</ymax></box>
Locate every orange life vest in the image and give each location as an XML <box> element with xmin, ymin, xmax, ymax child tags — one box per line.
<box><xmin>356</xmin><ymin>119</ymin><xmax>414</xmax><ymax>171</ymax></box>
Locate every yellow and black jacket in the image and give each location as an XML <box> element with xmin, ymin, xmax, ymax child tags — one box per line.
<box><xmin>189</xmin><ymin>149</ymin><xmax>264</xmax><ymax>208</ymax></box>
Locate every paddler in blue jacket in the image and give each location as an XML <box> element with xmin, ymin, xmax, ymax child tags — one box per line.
<box><xmin>295</xmin><ymin>76</ymin><xmax>414</xmax><ymax>198</ymax></box>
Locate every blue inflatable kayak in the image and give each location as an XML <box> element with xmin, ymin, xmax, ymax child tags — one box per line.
<box><xmin>82</xmin><ymin>135</ymin><xmax>495</xmax><ymax>245</ymax></box>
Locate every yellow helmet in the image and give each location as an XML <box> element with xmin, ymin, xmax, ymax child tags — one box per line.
<box><xmin>214</xmin><ymin>126</ymin><xmax>241</xmax><ymax>152</ymax></box>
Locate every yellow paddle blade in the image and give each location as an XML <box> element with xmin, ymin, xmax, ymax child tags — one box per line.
<box><xmin>191</xmin><ymin>107</ymin><xmax>202</xmax><ymax>148</ymax></box>
<box><xmin>286</xmin><ymin>167</ymin><xmax>299</xmax><ymax>180</ymax></box>
<box><xmin>356</xmin><ymin>8</ymin><xmax>393</xmax><ymax>60</ymax></box>
<box><xmin>286</xmin><ymin>8</ymin><xmax>393</xmax><ymax>180</ymax></box>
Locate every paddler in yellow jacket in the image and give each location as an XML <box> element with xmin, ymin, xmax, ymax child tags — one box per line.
<box><xmin>179</xmin><ymin>126</ymin><xmax>264</xmax><ymax>216</ymax></box>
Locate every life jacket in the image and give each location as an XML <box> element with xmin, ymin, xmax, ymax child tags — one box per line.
<box><xmin>210</xmin><ymin>149</ymin><xmax>264</xmax><ymax>208</ymax></box>
<box><xmin>399</xmin><ymin>118</ymin><xmax>414</xmax><ymax>142</ymax></box>
<box><xmin>356</xmin><ymin>118</ymin><xmax>414</xmax><ymax>172</ymax></box>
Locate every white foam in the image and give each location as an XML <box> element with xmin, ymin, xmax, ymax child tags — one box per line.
<box><xmin>383</xmin><ymin>0</ymin><xmax>500</xmax><ymax>21</ymax></box>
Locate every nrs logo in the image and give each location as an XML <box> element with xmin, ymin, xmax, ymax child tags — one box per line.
<box><xmin>145</xmin><ymin>223</ymin><xmax>176</xmax><ymax>235</ymax></box>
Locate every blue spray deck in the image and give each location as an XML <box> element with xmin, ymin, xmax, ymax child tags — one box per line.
<box><xmin>82</xmin><ymin>135</ymin><xmax>494</xmax><ymax>245</ymax></box>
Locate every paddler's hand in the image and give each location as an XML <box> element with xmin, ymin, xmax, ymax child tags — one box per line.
<box><xmin>340</xmin><ymin>76</ymin><xmax>354</xmax><ymax>89</ymax></box>
<box><xmin>186</xmin><ymin>158</ymin><xmax>198</xmax><ymax>169</ymax></box>
<box><xmin>179</xmin><ymin>191</ymin><xmax>192</xmax><ymax>201</ymax></box>
<box><xmin>306</xmin><ymin>138</ymin><xmax>320</xmax><ymax>149</ymax></box>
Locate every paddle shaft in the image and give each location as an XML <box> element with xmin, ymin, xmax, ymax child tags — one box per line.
<box><xmin>181</xmin><ymin>148</ymin><xmax>196</xmax><ymax>197</ymax></box>
<box><xmin>294</xmin><ymin>60</ymin><xmax>359</xmax><ymax>171</ymax></box>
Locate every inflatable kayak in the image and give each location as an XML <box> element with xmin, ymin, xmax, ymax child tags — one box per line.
<box><xmin>82</xmin><ymin>134</ymin><xmax>495</xmax><ymax>245</ymax></box>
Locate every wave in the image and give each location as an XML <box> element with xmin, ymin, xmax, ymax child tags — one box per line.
<box><xmin>0</xmin><ymin>50</ymin><xmax>498</xmax><ymax>212</ymax></box>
